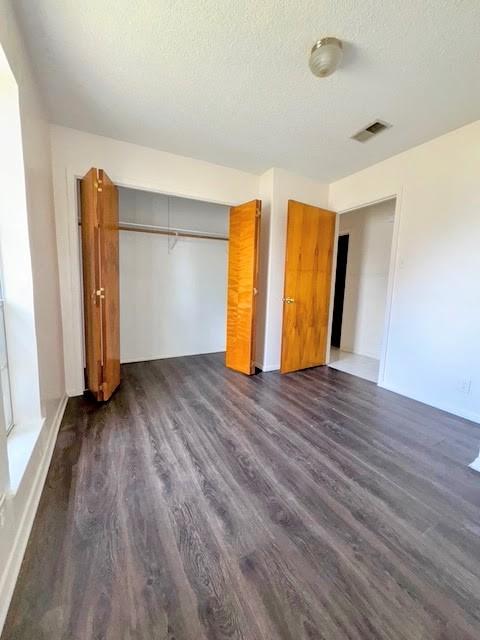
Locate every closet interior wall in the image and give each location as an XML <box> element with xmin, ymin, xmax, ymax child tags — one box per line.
<box><xmin>118</xmin><ymin>187</ymin><xmax>229</xmax><ymax>363</ymax></box>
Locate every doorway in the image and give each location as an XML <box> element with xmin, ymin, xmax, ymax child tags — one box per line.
<box><xmin>330</xmin><ymin>233</ymin><xmax>349</xmax><ymax>349</ymax></box>
<box><xmin>329</xmin><ymin>199</ymin><xmax>396</xmax><ymax>383</ymax></box>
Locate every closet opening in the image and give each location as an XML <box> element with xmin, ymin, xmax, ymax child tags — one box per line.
<box><xmin>117</xmin><ymin>186</ymin><xmax>230</xmax><ymax>365</ymax></box>
<box><xmin>77</xmin><ymin>181</ymin><xmax>230</xmax><ymax>372</ymax></box>
<box><xmin>328</xmin><ymin>198</ymin><xmax>396</xmax><ymax>383</ymax></box>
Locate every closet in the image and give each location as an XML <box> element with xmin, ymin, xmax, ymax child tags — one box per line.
<box><xmin>79</xmin><ymin>167</ymin><xmax>260</xmax><ymax>401</ymax></box>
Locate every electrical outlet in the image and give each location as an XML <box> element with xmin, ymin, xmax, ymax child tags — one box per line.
<box><xmin>459</xmin><ymin>378</ymin><xmax>472</xmax><ymax>395</ymax></box>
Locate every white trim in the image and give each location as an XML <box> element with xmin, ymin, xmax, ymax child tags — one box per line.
<box><xmin>95</xmin><ymin>173</ymin><xmax>237</xmax><ymax>208</ymax></box>
<box><xmin>377</xmin><ymin>192</ymin><xmax>403</xmax><ymax>386</ymax></box>
<box><xmin>337</xmin><ymin>193</ymin><xmax>399</xmax><ymax>215</ymax></box>
<box><xmin>379</xmin><ymin>381</ymin><xmax>480</xmax><ymax>425</ymax></box>
<box><xmin>0</xmin><ymin>394</ymin><xmax>68</xmax><ymax>635</ymax></box>
<box><xmin>66</xmin><ymin>169</ymin><xmax>85</xmax><ymax>396</ymax></box>
<box><xmin>6</xmin><ymin>417</ymin><xmax>45</xmax><ymax>493</ymax></box>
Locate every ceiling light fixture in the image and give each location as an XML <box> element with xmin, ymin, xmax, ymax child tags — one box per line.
<box><xmin>309</xmin><ymin>37</ymin><xmax>343</xmax><ymax>78</ymax></box>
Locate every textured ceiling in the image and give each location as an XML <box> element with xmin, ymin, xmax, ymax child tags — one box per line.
<box><xmin>14</xmin><ymin>0</ymin><xmax>480</xmax><ymax>182</ymax></box>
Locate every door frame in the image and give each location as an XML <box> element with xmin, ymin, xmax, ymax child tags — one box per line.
<box><xmin>61</xmin><ymin>167</ymin><xmax>238</xmax><ymax>396</ymax></box>
<box><xmin>326</xmin><ymin>192</ymin><xmax>403</xmax><ymax>387</ymax></box>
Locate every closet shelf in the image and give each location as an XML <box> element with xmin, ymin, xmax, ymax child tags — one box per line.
<box><xmin>78</xmin><ymin>220</ymin><xmax>228</xmax><ymax>241</ymax></box>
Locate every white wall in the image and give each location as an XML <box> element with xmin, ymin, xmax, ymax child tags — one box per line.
<box><xmin>0</xmin><ymin>0</ymin><xmax>66</xmax><ymax>633</ymax></box>
<box><xmin>339</xmin><ymin>200</ymin><xmax>394</xmax><ymax>359</ymax></box>
<box><xmin>118</xmin><ymin>188</ymin><xmax>228</xmax><ymax>362</ymax></box>
<box><xmin>329</xmin><ymin>120</ymin><xmax>480</xmax><ymax>423</ymax></box>
<box><xmin>257</xmin><ymin>168</ymin><xmax>329</xmax><ymax>370</ymax></box>
<box><xmin>51</xmin><ymin>125</ymin><xmax>258</xmax><ymax>395</ymax></box>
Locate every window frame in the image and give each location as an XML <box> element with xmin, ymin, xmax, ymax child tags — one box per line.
<box><xmin>0</xmin><ymin>281</ymin><xmax>14</xmax><ymax>435</ymax></box>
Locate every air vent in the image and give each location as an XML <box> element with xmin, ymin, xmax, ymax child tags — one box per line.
<box><xmin>351</xmin><ymin>120</ymin><xmax>391</xmax><ymax>143</ymax></box>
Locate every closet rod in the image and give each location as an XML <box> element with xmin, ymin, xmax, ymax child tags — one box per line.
<box><xmin>77</xmin><ymin>220</ymin><xmax>228</xmax><ymax>241</ymax></box>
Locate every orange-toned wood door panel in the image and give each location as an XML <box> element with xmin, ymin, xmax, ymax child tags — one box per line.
<box><xmin>280</xmin><ymin>200</ymin><xmax>336</xmax><ymax>374</ymax></box>
<box><xmin>98</xmin><ymin>169</ymin><xmax>120</xmax><ymax>400</ymax></box>
<box><xmin>80</xmin><ymin>167</ymin><xmax>120</xmax><ymax>401</ymax></box>
<box><xmin>225</xmin><ymin>199</ymin><xmax>261</xmax><ymax>375</ymax></box>
<box><xmin>80</xmin><ymin>168</ymin><xmax>102</xmax><ymax>399</ymax></box>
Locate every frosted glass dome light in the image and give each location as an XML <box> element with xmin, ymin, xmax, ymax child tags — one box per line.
<box><xmin>309</xmin><ymin>37</ymin><xmax>343</xmax><ymax>78</ymax></box>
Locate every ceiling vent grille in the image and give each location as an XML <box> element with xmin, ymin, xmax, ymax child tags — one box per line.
<box><xmin>351</xmin><ymin>120</ymin><xmax>391</xmax><ymax>143</ymax></box>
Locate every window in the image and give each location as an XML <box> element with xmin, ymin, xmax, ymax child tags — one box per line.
<box><xmin>0</xmin><ymin>42</ymin><xmax>43</xmax><ymax>440</ymax></box>
<box><xmin>0</xmin><ymin>275</ymin><xmax>13</xmax><ymax>434</ymax></box>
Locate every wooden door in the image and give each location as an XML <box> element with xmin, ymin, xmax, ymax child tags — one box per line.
<box><xmin>225</xmin><ymin>200</ymin><xmax>261</xmax><ymax>374</ymax></box>
<box><xmin>80</xmin><ymin>168</ymin><xmax>120</xmax><ymax>400</ymax></box>
<box><xmin>80</xmin><ymin>169</ymin><xmax>102</xmax><ymax>399</ymax></box>
<box><xmin>280</xmin><ymin>200</ymin><xmax>336</xmax><ymax>373</ymax></box>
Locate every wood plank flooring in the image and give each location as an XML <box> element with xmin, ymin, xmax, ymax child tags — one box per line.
<box><xmin>3</xmin><ymin>353</ymin><xmax>480</xmax><ymax>639</ymax></box>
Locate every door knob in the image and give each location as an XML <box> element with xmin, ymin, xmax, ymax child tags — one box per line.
<box><xmin>283</xmin><ymin>297</ymin><xmax>295</xmax><ymax>304</ymax></box>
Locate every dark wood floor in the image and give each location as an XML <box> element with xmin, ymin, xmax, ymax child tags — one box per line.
<box><xmin>3</xmin><ymin>353</ymin><xmax>480</xmax><ymax>640</ymax></box>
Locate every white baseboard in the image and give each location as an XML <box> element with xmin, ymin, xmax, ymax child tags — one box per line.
<box><xmin>0</xmin><ymin>394</ymin><xmax>68</xmax><ymax>635</ymax></box>
<box><xmin>121</xmin><ymin>349</ymin><xmax>226</xmax><ymax>365</ymax></box>
<box><xmin>378</xmin><ymin>382</ymin><xmax>480</xmax><ymax>425</ymax></box>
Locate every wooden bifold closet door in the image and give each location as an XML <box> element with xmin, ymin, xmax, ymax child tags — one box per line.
<box><xmin>80</xmin><ymin>167</ymin><xmax>120</xmax><ymax>401</ymax></box>
<box><xmin>280</xmin><ymin>200</ymin><xmax>336</xmax><ymax>374</ymax></box>
<box><xmin>225</xmin><ymin>200</ymin><xmax>261</xmax><ymax>375</ymax></box>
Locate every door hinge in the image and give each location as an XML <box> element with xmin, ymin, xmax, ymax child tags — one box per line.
<box><xmin>98</xmin><ymin>362</ymin><xmax>105</xmax><ymax>391</ymax></box>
